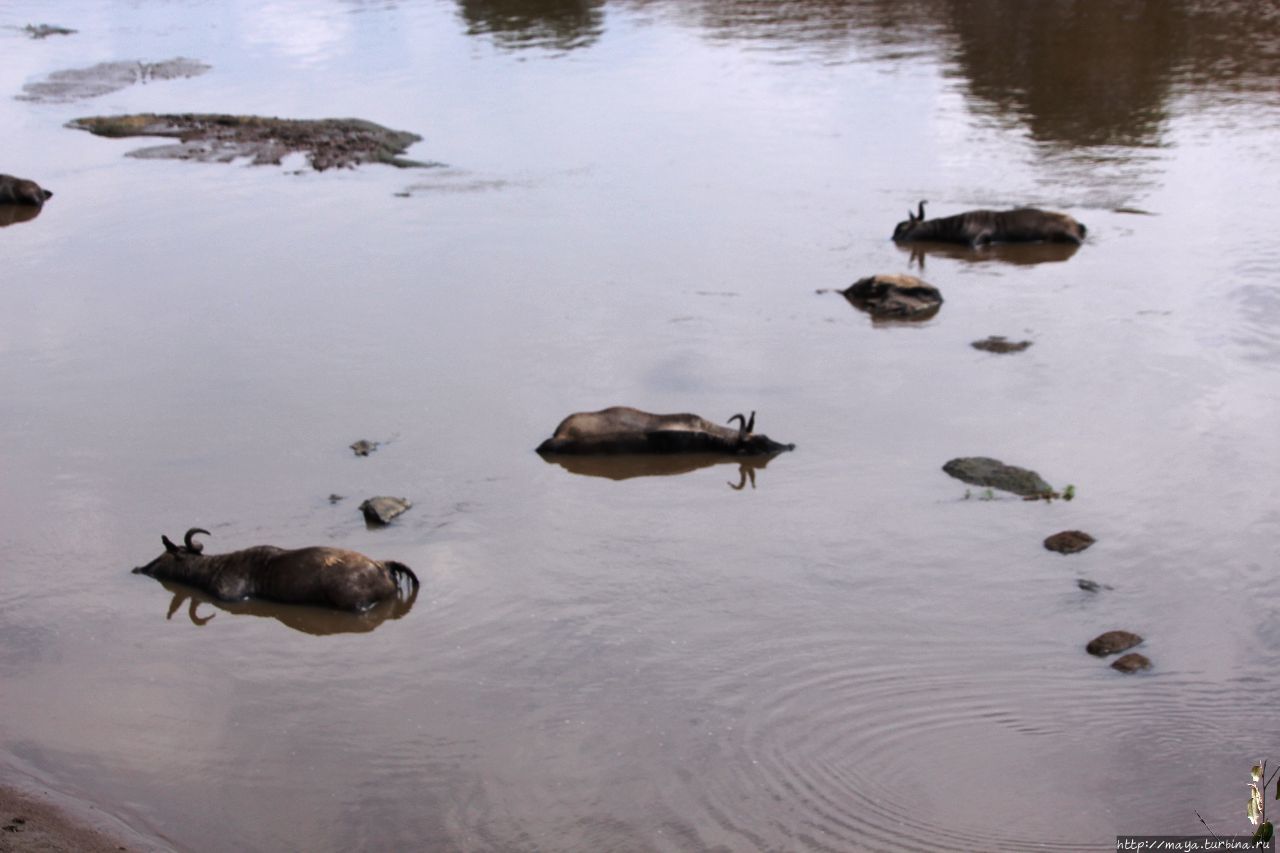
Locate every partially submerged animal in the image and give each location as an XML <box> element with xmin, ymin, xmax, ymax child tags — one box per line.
<box><xmin>133</xmin><ymin>528</ymin><xmax>418</xmax><ymax>612</ymax></box>
<box><xmin>537</xmin><ymin>406</ymin><xmax>794</xmax><ymax>456</ymax></box>
<box><xmin>0</xmin><ymin>174</ymin><xmax>53</xmax><ymax>207</ymax></box>
<box><xmin>892</xmin><ymin>201</ymin><xmax>1085</xmax><ymax>247</ymax></box>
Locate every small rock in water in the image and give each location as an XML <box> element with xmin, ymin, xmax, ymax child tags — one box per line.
<box><xmin>838</xmin><ymin>273</ymin><xmax>942</xmax><ymax>320</ymax></box>
<box><xmin>972</xmin><ymin>336</ymin><xmax>1032</xmax><ymax>353</ymax></box>
<box><xmin>22</xmin><ymin>23</ymin><xmax>76</xmax><ymax>38</ymax></box>
<box><xmin>328</xmin><ymin>493</ymin><xmax>344</xmax><ymax>504</ymax></box>
<box><xmin>1111</xmin><ymin>652</ymin><xmax>1152</xmax><ymax>673</ymax></box>
<box><xmin>942</xmin><ymin>457</ymin><xmax>1053</xmax><ymax>498</ymax></box>
<box><xmin>1076</xmin><ymin>578</ymin><xmax>1112</xmax><ymax>593</ymax></box>
<box><xmin>360</xmin><ymin>496</ymin><xmax>411</xmax><ymax>525</ymax></box>
<box><xmin>1045</xmin><ymin>530</ymin><xmax>1096</xmax><ymax>554</ymax></box>
<box><xmin>350</xmin><ymin>439</ymin><xmax>379</xmax><ymax>457</ymax></box>
<box><xmin>1086</xmin><ymin>630</ymin><xmax>1143</xmax><ymax>657</ymax></box>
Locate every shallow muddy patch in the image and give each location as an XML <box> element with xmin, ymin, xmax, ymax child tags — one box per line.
<box><xmin>18</xmin><ymin>58</ymin><xmax>208</xmax><ymax>103</ymax></box>
<box><xmin>67</xmin><ymin>113</ymin><xmax>433</xmax><ymax>172</ymax></box>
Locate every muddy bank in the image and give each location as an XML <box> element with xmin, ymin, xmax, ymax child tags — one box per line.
<box><xmin>18</xmin><ymin>59</ymin><xmax>208</xmax><ymax>103</ymax></box>
<box><xmin>67</xmin><ymin>114</ymin><xmax>435</xmax><ymax>171</ymax></box>
<box><xmin>0</xmin><ymin>777</ymin><xmax>170</xmax><ymax>852</ymax></box>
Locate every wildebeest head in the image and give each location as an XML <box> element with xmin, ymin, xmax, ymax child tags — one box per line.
<box><xmin>134</xmin><ymin>527</ymin><xmax>211</xmax><ymax>583</ymax></box>
<box><xmin>892</xmin><ymin>200</ymin><xmax>927</xmax><ymax>241</ymax></box>
<box><xmin>726</xmin><ymin>411</ymin><xmax>793</xmax><ymax>454</ymax></box>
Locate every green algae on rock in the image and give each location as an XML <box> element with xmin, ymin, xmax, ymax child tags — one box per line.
<box><xmin>66</xmin><ymin>113</ymin><xmax>437</xmax><ymax>172</ymax></box>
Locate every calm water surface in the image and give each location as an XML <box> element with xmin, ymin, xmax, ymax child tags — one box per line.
<box><xmin>2</xmin><ymin>2</ymin><xmax>1280</xmax><ymax>850</ymax></box>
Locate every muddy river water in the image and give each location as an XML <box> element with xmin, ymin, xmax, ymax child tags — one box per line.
<box><xmin>3</xmin><ymin>1</ymin><xmax>1280</xmax><ymax>850</ymax></box>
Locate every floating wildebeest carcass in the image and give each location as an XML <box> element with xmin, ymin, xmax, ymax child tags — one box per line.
<box><xmin>536</xmin><ymin>407</ymin><xmax>794</xmax><ymax>456</ymax></box>
<box><xmin>133</xmin><ymin>528</ymin><xmax>417</xmax><ymax>612</ymax></box>
<box><xmin>892</xmin><ymin>201</ymin><xmax>1086</xmax><ymax>247</ymax></box>
<box><xmin>0</xmin><ymin>174</ymin><xmax>53</xmax><ymax>207</ymax></box>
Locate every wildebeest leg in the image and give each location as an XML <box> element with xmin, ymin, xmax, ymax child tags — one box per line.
<box><xmin>166</xmin><ymin>590</ymin><xmax>188</xmax><ymax>620</ymax></box>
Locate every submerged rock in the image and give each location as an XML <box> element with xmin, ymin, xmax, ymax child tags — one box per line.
<box><xmin>972</xmin><ymin>336</ymin><xmax>1032</xmax><ymax>353</ymax></box>
<box><xmin>1045</xmin><ymin>530</ymin><xmax>1096</xmax><ymax>554</ymax></box>
<box><xmin>350</xmin><ymin>439</ymin><xmax>379</xmax><ymax>457</ymax></box>
<box><xmin>1086</xmin><ymin>630</ymin><xmax>1143</xmax><ymax>657</ymax></box>
<box><xmin>1111</xmin><ymin>652</ymin><xmax>1152</xmax><ymax>673</ymax></box>
<box><xmin>360</xmin><ymin>496</ymin><xmax>411</xmax><ymax>525</ymax></box>
<box><xmin>838</xmin><ymin>273</ymin><xmax>942</xmax><ymax>320</ymax></box>
<box><xmin>20</xmin><ymin>58</ymin><xmax>208</xmax><ymax>103</ymax></box>
<box><xmin>328</xmin><ymin>494</ymin><xmax>345</xmax><ymax>504</ymax></box>
<box><xmin>1076</xmin><ymin>578</ymin><xmax>1112</xmax><ymax>593</ymax></box>
<box><xmin>942</xmin><ymin>457</ymin><xmax>1053</xmax><ymax>498</ymax></box>
<box><xmin>20</xmin><ymin>24</ymin><xmax>77</xmax><ymax>38</ymax></box>
<box><xmin>67</xmin><ymin>113</ymin><xmax>435</xmax><ymax>172</ymax></box>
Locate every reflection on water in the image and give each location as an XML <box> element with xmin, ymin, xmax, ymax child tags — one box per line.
<box><xmin>899</xmin><ymin>239</ymin><xmax>1082</xmax><ymax>270</ymax></box>
<box><xmin>540</xmin><ymin>451</ymin><xmax>779</xmax><ymax>486</ymax></box>
<box><xmin>457</xmin><ymin>0</ymin><xmax>604</xmax><ymax>51</ymax></box>
<box><xmin>0</xmin><ymin>205</ymin><xmax>44</xmax><ymax>228</ymax></box>
<box><xmin>153</xmin><ymin>578</ymin><xmax>419</xmax><ymax>635</ymax></box>
<box><xmin>3</xmin><ymin>0</ymin><xmax>1280</xmax><ymax>850</ymax></box>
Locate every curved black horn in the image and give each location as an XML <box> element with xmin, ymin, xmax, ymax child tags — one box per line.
<box><xmin>917</xmin><ymin>200</ymin><xmax>926</xmax><ymax>220</ymax></box>
<box><xmin>727</xmin><ymin>413</ymin><xmax>747</xmax><ymax>438</ymax></box>
<box><xmin>746</xmin><ymin>411</ymin><xmax>756</xmax><ymax>433</ymax></box>
<box><xmin>184</xmin><ymin>528</ymin><xmax>211</xmax><ymax>553</ymax></box>
<box><xmin>162</xmin><ymin>534</ymin><xmax>180</xmax><ymax>554</ymax></box>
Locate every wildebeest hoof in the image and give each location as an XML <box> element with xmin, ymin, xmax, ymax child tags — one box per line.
<box><xmin>1044</xmin><ymin>530</ymin><xmax>1096</xmax><ymax>554</ymax></box>
<box><xmin>1086</xmin><ymin>630</ymin><xmax>1143</xmax><ymax>657</ymax></box>
<box><xmin>360</xmin><ymin>496</ymin><xmax>411</xmax><ymax>525</ymax></box>
<box><xmin>0</xmin><ymin>174</ymin><xmax>53</xmax><ymax>207</ymax></box>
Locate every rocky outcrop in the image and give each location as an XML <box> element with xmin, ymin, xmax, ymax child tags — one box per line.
<box><xmin>1111</xmin><ymin>652</ymin><xmax>1152</xmax><ymax>673</ymax></box>
<box><xmin>360</xmin><ymin>496</ymin><xmax>411</xmax><ymax>525</ymax></box>
<box><xmin>942</xmin><ymin>456</ymin><xmax>1053</xmax><ymax>497</ymax></box>
<box><xmin>1086</xmin><ymin>630</ymin><xmax>1143</xmax><ymax>657</ymax></box>
<box><xmin>972</xmin><ymin>336</ymin><xmax>1032</xmax><ymax>353</ymax></box>
<box><xmin>67</xmin><ymin>113</ymin><xmax>436</xmax><ymax>172</ymax></box>
<box><xmin>839</xmin><ymin>274</ymin><xmax>942</xmax><ymax>320</ymax></box>
<box><xmin>1045</xmin><ymin>530</ymin><xmax>1095</xmax><ymax>554</ymax></box>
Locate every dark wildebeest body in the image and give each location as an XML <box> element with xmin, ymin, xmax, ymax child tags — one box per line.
<box><xmin>0</xmin><ymin>174</ymin><xmax>53</xmax><ymax>207</ymax></box>
<box><xmin>892</xmin><ymin>201</ymin><xmax>1085</xmax><ymax>247</ymax></box>
<box><xmin>536</xmin><ymin>406</ymin><xmax>794</xmax><ymax>456</ymax></box>
<box><xmin>134</xmin><ymin>529</ymin><xmax>417</xmax><ymax>612</ymax></box>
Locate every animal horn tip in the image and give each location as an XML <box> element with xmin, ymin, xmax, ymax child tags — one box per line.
<box><xmin>183</xmin><ymin>527</ymin><xmax>211</xmax><ymax>552</ymax></box>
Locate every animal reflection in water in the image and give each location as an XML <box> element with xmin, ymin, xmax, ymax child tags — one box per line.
<box><xmin>899</xmin><ymin>238</ymin><xmax>1080</xmax><ymax>271</ymax></box>
<box><xmin>133</xmin><ymin>528</ymin><xmax>418</xmax><ymax>613</ymax></box>
<box><xmin>540</xmin><ymin>452</ymin><xmax>775</xmax><ymax>490</ymax></box>
<box><xmin>156</xmin><ymin>578</ymin><xmax>418</xmax><ymax>635</ymax></box>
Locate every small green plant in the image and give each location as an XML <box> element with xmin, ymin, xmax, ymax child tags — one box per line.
<box><xmin>1063</xmin><ymin>484</ymin><xmax>1076</xmax><ymax>501</ymax></box>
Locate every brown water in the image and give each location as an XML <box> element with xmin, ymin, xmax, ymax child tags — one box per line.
<box><xmin>3</xmin><ymin>1</ymin><xmax>1280</xmax><ymax>850</ymax></box>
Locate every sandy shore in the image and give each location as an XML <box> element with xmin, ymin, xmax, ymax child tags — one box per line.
<box><xmin>0</xmin><ymin>778</ymin><xmax>172</xmax><ymax>853</ymax></box>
